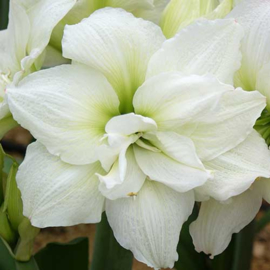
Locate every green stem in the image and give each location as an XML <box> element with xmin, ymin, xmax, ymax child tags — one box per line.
<box><xmin>231</xmin><ymin>220</ymin><xmax>255</xmax><ymax>270</ymax></box>
<box><xmin>90</xmin><ymin>213</ymin><xmax>133</xmax><ymax>270</ymax></box>
<box><xmin>15</xmin><ymin>218</ymin><xmax>40</xmax><ymax>262</ymax></box>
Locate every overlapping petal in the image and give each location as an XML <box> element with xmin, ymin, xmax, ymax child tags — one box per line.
<box><xmin>135</xmin><ymin>0</ymin><xmax>170</xmax><ymax>24</ymax></box>
<box><xmin>97</xmin><ymin>147</ymin><xmax>146</xmax><ymax>200</ymax></box>
<box><xmin>20</xmin><ymin>0</ymin><xmax>76</xmax><ymax>72</ymax></box>
<box><xmin>186</xmin><ymin>89</ymin><xmax>266</xmax><ymax>161</ymax></box>
<box><xmin>147</xmin><ymin>18</ymin><xmax>243</xmax><ymax>84</ymax></box>
<box><xmin>106</xmin><ymin>180</ymin><xmax>194</xmax><ymax>268</ymax></box>
<box><xmin>134</xmin><ymin>142</ymin><xmax>209</xmax><ymax>192</ymax></box>
<box><xmin>63</xmin><ymin>8</ymin><xmax>165</xmax><ymax>113</ymax></box>
<box><xmin>227</xmin><ymin>0</ymin><xmax>270</xmax><ymax>91</ymax></box>
<box><xmin>190</xmin><ymin>189</ymin><xmax>262</xmax><ymax>257</ymax></box>
<box><xmin>17</xmin><ymin>142</ymin><xmax>105</xmax><ymax>228</ymax></box>
<box><xmin>196</xmin><ymin>131</ymin><xmax>270</xmax><ymax>201</ymax></box>
<box><xmin>134</xmin><ymin>72</ymin><xmax>232</xmax><ymax>128</ymax></box>
<box><xmin>7</xmin><ymin>64</ymin><xmax>120</xmax><ymax>165</ymax></box>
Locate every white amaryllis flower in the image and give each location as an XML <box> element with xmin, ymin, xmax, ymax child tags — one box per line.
<box><xmin>0</xmin><ymin>0</ymin><xmax>76</xmax><ymax>138</ymax></box>
<box><xmin>7</xmin><ymin>8</ymin><xmax>268</xmax><ymax>268</ymax></box>
<box><xmin>189</xmin><ymin>0</ymin><xmax>270</xmax><ymax>258</ymax></box>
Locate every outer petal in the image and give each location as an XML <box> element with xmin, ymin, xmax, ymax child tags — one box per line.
<box><xmin>63</xmin><ymin>8</ymin><xmax>165</xmax><ymax>113</ymax></box>
<box><xmin>97</xmin><ymin>147</ymin><xmax>146</xmax><ymax>200</ymax></box>
<box><xmin>22</xmin><ymin>0</ymin><xmax>76</xmax><ymax>72</ymax></box>
<box><xmin>134</xmin><ymin>72</ymin><xmax>232</xmax><ymax>128</ymax></box>
<box><xmin>256</xmin><ymin>62</ymin><xmax>270</xmax><ymax>110</ymax></box>
<box><xmin>108</xmin><ymin>0</ymin><xmax>154</xmax><ymax>11</ymax></box>
<box><xmin>5</xmin><ymin>0</ymin><xmax>30</xmax><ymax>73</ymax></box>
<box><xmin>42</xmin><ymin>45</ymin><xmax>70</xmax><ymax>68</ymax></box>
<box><xmin>7</xmin><ymin>64</ymin><xmax>120</xmax><ymax>165</ymax></box>
<box><xmin>134</xmin><ymin>0</ymin><xmax>170</xmax><ymax>24</ymax></box>
<box><xmin>255</xmin><ymin>178</ymin><xmax>270</xmax><ymax>204</ymax></box>
<box><xmin>196</xmin><ymin>131</ymin><xmax>270</xmax><ymax>201</ymax></box>
<box><xmin>147</xmin><ymin>18</ymin><xmax>243</xmax><ymax>84</ymax></box>
<box><xmin>17</xmin><ymin>142</ymin><xmax>105</xmax><ymax>228</ymax></box>
<box><xmin>134</xmin><ymin>144</ymin><xmax>209</xmax><ymax>192</ymax></box>
<box><xmin>187</xmin><ymin>88</ymin><xmax>266</xmax><ymax>161</ymax></box>
<box><xmin>227</xmin><ymin>0</ymin><xmax>270</xmax><ymax>91</ymax></box>
<box><xmin>190</xmin><ymin>189</ymin><xmax>262</xmax><ymax>258</ymax></box>
<box><xmin>106</xmin><ymin>180</ymin><xmax>194</xmax><ymax>268</ymax></box>
<box><xmin>160</xmin><ymin>0</ymin><xmax>201</xmax><ymax>38</ymax></box>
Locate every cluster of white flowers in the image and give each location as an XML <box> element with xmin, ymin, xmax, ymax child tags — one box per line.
<box><xmin>1</xmin><ymin>0</ymin><xmax>270</xmax><ymax>268</ymax></box>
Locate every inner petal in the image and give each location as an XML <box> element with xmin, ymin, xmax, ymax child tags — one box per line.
<box><xmin>105</xmin><ymin>113</ymin><xmax>157</xmax><ymax>135</ymax></box>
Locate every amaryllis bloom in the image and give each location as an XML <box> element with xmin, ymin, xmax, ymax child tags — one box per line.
<box><xmin>189</xmin><ymin>0</ymin><xmax>270</xmax><ymax>258</ymax></box>
<box><xmin>0</xmin><ymin>0</ymin><xmax>76</xmax><ymax>138</ymax></box>
<box><xmin>7</xmin><ymin>8</ymin><xmax>268</xmax><ymax>268</ymax></box>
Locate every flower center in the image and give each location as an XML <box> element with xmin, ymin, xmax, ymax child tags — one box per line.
<box><xmin>97</xmin><ymin>113</ymin><xmax>158</xmax><ymax>171</ymax></box>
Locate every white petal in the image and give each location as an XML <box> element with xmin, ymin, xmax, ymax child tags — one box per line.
<box><xmin>108</xmin><ymin>0</ymin><xmax>154</xmax><ymax>11</ymax></box>
<box><xmin>6</xmin><ymin>1</ymin><xmax>30</xmax><ymax>73</ymax></box>
<box><xmin>227</xmin><ymin>0</ymin><xmax>270</xmax><ymax>91</ymax></box>
<box><xmin>160</xmin><ymin>0</ymin><xmax>201</xmax><ymax>38</ymax></box>
<box><xmin>147</xmin><ymin>18</ymin><xmax>243</xmax><ymax>84</ymax></box>
<box><xmin>145</xmin><ymin>131</ymin><xmax>205</xmax><ymax>170</ymax></box>
<box><xmin>105</xmin><ymin>113</ymin><xmax>157</xmax><ymax>135</ymax></box>
<box><xmin>42</xmin><ymin>45</ymin><xmax>70</xmax><ymax>68</ymax></box>
<box><xmin>134</xmin><ymin>72</ymin><xmax>232</xmax><ymax>129</ymax></box>
<box><xmin>22</xmin><ymin>0</ymin><xmax>76</xmax><ymax>72</ymax></box>
<box><xmin>7</xmin><ymin>64</ymin><xmax>120</xmax><ymax>165</ymax></box>
<box><xmin>17</xmin><ymin>142</ymin><xmax>105</xmax><ymax>228</ymax></box>
<box><xmin>256</xmin><ymin>62</ymin><xmax>270</xmax><ymax>110</ymax></box>
<box><xmin>63</xmin><ymin>8</ymin><xmax>165</xmax><ymax>113</ymax></box>
<box><xmin>106</xmin><ymin>180</ymin><xmax>194</xmax><ymax>268</ymax></box>
<box><xmin>190</xmin><ymin>189</ymin><xmax>262</xmax><ymax>258</ymax></box>
<box><xmin>196</xmin><ymin>130</ymin><xmax>270</xmax><ymax>201</ymax></box>
<box><xmin>135</xmin><ymin>0</ymin><xmax>170</xmax><ymax>24</ymax></box>
<box><xmin>97</xmin><ymin>147</ymin><xmax>146</xmax><ymax>200</ymax></box>
<box><xmin>134</xmin><ymin>144</ymin><xmax>209</xmax><ymax>192</ymax></box>
<box><xmin>188</xmin><ymin>88</ymin><xmax>266</xmax><ymax>161</ymax></box>
<box><xmin>254</xmin><ymin>178</ymin><xmax>270</xmax><ymax>204</ymax></box>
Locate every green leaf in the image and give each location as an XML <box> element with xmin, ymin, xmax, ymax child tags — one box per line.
<box><xmin>0</xmin><ymin>237</ymin><xmax>39</xmax><ymax>270</ymax></box>
<box><xmin>211</xmin><ymin>237</ymin><xmax>235</xmax><ymax>270</ymax></box>
<box><xmin>90</xmin><ymin>213</ymin><xmax>133</xmax><ymax>270</ymax></box>
<box><xmin>35</xmin><ymin>238</ymin><xmax>89</xmax><ymax>270</ymax></box>
<box><xmin>0</xmin><ymin>145</ymin><xmax>5</xmax><ymax>204</ymax></box>
<box><xmin>231</xmin><ymin>220</ymin><xmax>255</xmax><ymax>270</ymax></box>
<box><xmin>0</xmin><ymin>0</ymin><xmax>9</xmax><ymax>30</ymax></box>
<box><xmin>174</xmin><ymin>204</ymin><xmax>209</xmax><ymax>270</ymax></box>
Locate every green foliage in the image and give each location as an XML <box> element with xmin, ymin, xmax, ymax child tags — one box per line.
<box><xmin>175</xmin><ymin>204</ymin><xmax>209</xmax><ymax>270</ymax></box>
<box><xmin>0</xmin><ymin>0</ymin><xmax>9</xmax><ymax>30</ymax></box>
<box><xmin>90</xmin><ymin>213</ymin><xmax>133</xmax><ymax>270</ymax></box>
<box><xmin>35</xmin><ymin>238</ymin><xmax>89</xmax><ymax>270</ymax></box>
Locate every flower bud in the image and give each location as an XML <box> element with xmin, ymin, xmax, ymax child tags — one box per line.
<box><xmin>0</xmin><ymin>204</ymin><xmax>16</xmax><ymax>244</ymax></box>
